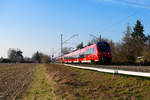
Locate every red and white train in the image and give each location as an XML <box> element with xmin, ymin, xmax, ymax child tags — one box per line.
<box><xmin>56</xmin><ymin>41</ymin><xmax>112</xmax><ymax>64</ymax></box>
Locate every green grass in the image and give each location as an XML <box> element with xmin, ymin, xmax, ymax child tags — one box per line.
<box><xmin>45</xmin><ymin>64</ymin><xmax>150</xmax><ymax>100</ymax></box>
<box><xmin>24</xmin><ymin>64</ymin><xmax>53</xmax><ymax>100</ymax></box>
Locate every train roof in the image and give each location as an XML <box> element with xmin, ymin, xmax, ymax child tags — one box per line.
<box><xmin>61</xmin><ymin>43</ymin><xmax>97</xmax><ymax>57</ymax></box>
<box><xmin>56</xmin><ymin>41</ymin><xmax>109</xmax><ymax>58</ymax></box>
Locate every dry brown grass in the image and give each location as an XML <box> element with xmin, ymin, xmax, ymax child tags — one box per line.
<box><xmin>0</xmin><ymin>64</ymin><xmax>39</xmax><ymax>100</ymax></box>
<box><xmin>45</xmin><ymin>64</ymin><xmax>150</xmax><ymax>100</ymax></box>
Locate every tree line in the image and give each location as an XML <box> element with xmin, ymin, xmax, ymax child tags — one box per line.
<box><xmin>0</xmin><ymin>50</ymin><xmax>51</xmax><ymax>63</ymax></box>
<box><xmin>0</xmin><ymin>20</ymin><xmax>149</xmax><ymax>65</ymax></box>
<box><xmin>74</xmin><ymin>20</ymin><xmax>150</xmax><ymax>65</ymax></box>
<box><xmin>111</xmin><ymin>20</ymin><xmax>150</xmax><ymax>64</ymax></box>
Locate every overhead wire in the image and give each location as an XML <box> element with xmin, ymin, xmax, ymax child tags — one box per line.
<box><xmin>101</xmin><ymin>9</ymin><xmax>141</xmax><ymax>33</ymax></box>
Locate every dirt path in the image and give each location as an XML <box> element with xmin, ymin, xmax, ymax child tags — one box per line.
<box><xmin>24</xmin><ymin>64</ymin><xmax>53</xmax><ymax>100</ymax></box>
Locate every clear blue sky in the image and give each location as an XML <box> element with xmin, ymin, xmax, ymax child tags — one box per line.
<box><xmin>0</xmin><ymin>0</ymin><xmax>150</xmax><ymax>58</ymax></box>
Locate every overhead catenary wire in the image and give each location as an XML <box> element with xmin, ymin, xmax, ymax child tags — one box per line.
<box><xmin>63</xmin><ymin>34</ymin><xmax>78</xmax><ymax>44</ymax></box>
<box><xmin>53</xmin><ymin>34</ymin><xmax>79</xmax><ymax>57</ymax></box>
<box><xmin>101</xmin><ymin>9</ymin><xmax>141</xmax><ymax>33</ymax></box>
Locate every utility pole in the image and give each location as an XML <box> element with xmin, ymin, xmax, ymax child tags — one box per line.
<box><xmin>61</xmin><ymin>34</ymin><xmax>63</xmax><ymax>57</ymax></box>
<box><xmin>60</xmin><ymin>34</ymin><xmax>78</xmax><ymax>58</ymax></box>
<box><xmin>52</xmin><ymin>48</ymin><xmax>54</xmax><ymax>57</ymax></box>
<box><xmin>100</xmin><ymin>34</ymin><xmax>101</xmax><ymax>42</ymax></box>
<box><xmin>90</xmin><ymin>34</ymin><xmax>98</xmax><ymax>43</ymax></box>
<box><xmin>52</xmin><ymin>48</ymin><xmax>54</xmax><ymax>63</ymax></box>
<box><xmin>90</xmin><ymin>33</ymin><xmax>102</xmax><ymax>43</ymax></box>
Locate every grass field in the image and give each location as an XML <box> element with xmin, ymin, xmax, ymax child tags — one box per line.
<box><xmin>24</xmin><ymin>64</ymin><xmax>53</xmax><ymax>100</ymax></box>
<box><xmin>0</xmin><ymin>64</ymin><xmax>38</xmax><ymax>100</ymax></box>
<box><xmin>45</xmin><ymin>64</ymin><xmax>150</xmax><ymax>100</ymax></box>
<box><xmin>1</xmin><ymin>63</ymin><xmax>150</xmax><ymax>100</ymax></box>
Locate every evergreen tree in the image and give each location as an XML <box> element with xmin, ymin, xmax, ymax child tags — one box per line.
<box><xmin>32</xmin><ymin>51</ymin><xmax>41</xmax><ymax>63</ymax></box>
<box><xmin>131</xmin><ymin>20</ymin><xmax>145</xmax><ymax>43</ymax></box>
<box><xmin>76</xmin><ymin>42</ymin><xmax>83</xmax><ymax>49</ymax></box>
<box><xmin>130</xmin><ymin>20</ymin><xmax>146</xmax><ymax>59</ymax></box>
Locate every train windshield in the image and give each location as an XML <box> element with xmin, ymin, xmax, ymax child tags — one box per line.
<box><xmin>97</xmin><ymin>42</ymin><xmax>110</xmax><ymax>52</ymax></box>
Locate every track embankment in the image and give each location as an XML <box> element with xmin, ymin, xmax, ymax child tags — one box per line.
<box><xmin>45</xmin><ymin>64</ymin><xmax>150</xmax><ymax>100</ymax></box>
<box><xmin>73</xmin><ymin>64</ymin><xmax>150</xmax><ymax>72</ymax></box>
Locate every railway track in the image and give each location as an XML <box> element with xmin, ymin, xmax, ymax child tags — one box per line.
<box><xmin>61</xmin><ymin>64</ymin><xmax>150</xmax><ymax>78</ymax></box>
<box><xmin>71</xmin><ymin>64</ymin><xmax>150</xmax><ymax>73</ymax></box>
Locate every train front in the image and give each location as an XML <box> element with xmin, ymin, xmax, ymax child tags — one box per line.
<box><xmin>96</xmin><ymin>42</ymin><xmax>112</xmax><ymax>64</ymax></box>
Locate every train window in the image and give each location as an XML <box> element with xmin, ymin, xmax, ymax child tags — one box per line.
<box><xmin>87</xmin><ymin>49</ymin><xmax>89</xmax><ymax>55</ymax></box>
<box><xmin>79</xmin><ymin>52</ymin><xmax>84</xmax><ymax>58</ymax></box>
<box><xmin>93</xmin><ymin>48</ymin><xmax>95</xmax><ymax>54</ymax></box>
<box><xmin>90</xmin><ymin>48</ymin><xmax>92</xmax><ymax>54</ymax></box>
<box><xmin>89</xmin><ymin>48</ymin><xmax>94</xmax><ymax>55</ymax></box>
<box><xmin>88</xmin><ymin>48</ymin><xmax>91</xmax><ymax>54</ymax></box>
<box><xmin>71</xmin><ymin>56</ymin><xmax>73</xmax><ymax>60</ymax></box>
<box><xmin>81</xmin><ymin>55</ymin><xmax>84</xmax><ymax>58</ymax></box>
<box><xmin>85</xmin><ymin>49</ymin><xmax>88</xmax><ymax>55</ymax></box>
<box><xmin>67</xmin><ymin>56</ymin><xmax>69</xmax><ymax>60</ymax></box>
<box><xmin>78</xmin><ymin>54</ymin><xmax>80</xmax><ymax>58</ymax></box>
<box><xmin>75</xmin><ymin>54</ymin><xmax>78</xmax><ymax>59</ymax></box>
<box><xmin>89</xmin><ymin>49</ymin><xmax>91</xmax><ymax>54</ymax></box>
<box><xmin>86</xmin><ymin>48</ymin><xmax>89</xmax><ymax>55</ymax></box>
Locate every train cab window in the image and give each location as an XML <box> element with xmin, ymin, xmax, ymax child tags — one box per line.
<box><xmin>97</xmin><ymin>42</ymin><xmax>110</xmax><ymax>52</ymax></box>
